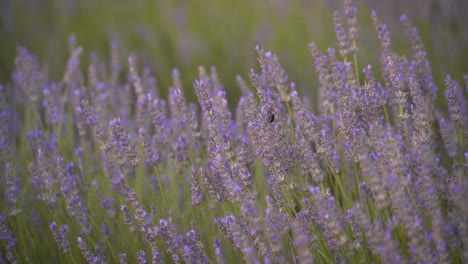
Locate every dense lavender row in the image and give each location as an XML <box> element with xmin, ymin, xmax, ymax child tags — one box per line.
<box><xmin>1</xmin><ymin>1</ymin><xmax>467</xmax><ymax>263</ymax></box>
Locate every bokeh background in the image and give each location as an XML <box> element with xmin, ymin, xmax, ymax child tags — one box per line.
<box><xmin>1</xmin><ymin>0</ymin><xmax>467</xmax><ymax>108</ymax></box>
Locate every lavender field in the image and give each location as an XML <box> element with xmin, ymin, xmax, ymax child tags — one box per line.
<box><xmin>1</xmin><ymin>0</ymin><xmax>467</xmax><ymax>263</ymax></box>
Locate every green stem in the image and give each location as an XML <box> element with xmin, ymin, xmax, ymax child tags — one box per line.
<box><xmin>154</xmin><ymin>166</ymin><xmax>169</xmax><ymax>210</ymax></box>
<box><xmin>456</xmin><ymin>121</ymin><xmax>465</xmax><ymax>176</ymax></box>
<box><xmin>352</xmin><ymin>40</ymin><xmax>360</xmax><ymax>85</ymax></box>
<box><xmin>353</xmin><ymin>162</ymin><xmax>360</xmax><ymax>200</ymax></box>
<box><xmin>69</xmin><ymin>251</ymin><xmax>78</xmax><ymax>264</ymax></box>
<box><xmin>382</xmin><ymin>104</ymin><xmax>391</xmax><ymax>124</ymax></box>
<box><xmin>87</xmin><ymin>213</ymin><xmax>117</xmax><ymax>263</ymax></box>
<box><xmin>15</xmin><ymin>214</ymin><xmax>28</xmax><ymax>262</ymax></box>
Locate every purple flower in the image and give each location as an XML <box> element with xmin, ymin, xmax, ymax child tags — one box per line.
<box><xmin>333</xmin><ymin>10</ymin><xmax>351</xmax><ymax>57</ymax></box>
<box><xmin>13</xmin><ymin>47</ymin><xmax>41</xmax><ymax>102</ymax></box>
<box><xmin>57</xmin><ymin>157</ymin><xmax>91</xmax><ymax>233</ymax></box>
<box><xmin>121</xmin><ymin>205</ymin><xmax>137</xmax><ymax>233</ymax></box>
<box><xmin>440</xmin><ymin>118</ymin><xmax>457</xmax><ymax>158</ymax></box>
<box><xmin>371</xmin><ymin>11</ymin><xmax>392</xmax><ymax>55</ymax></box>
<box><xmin>344</xmin><ymin>0</ymin><xmax>358</xmax><ymax>45</ymax></box>
<box><xmin>50</xmin><ymin>221</ymin><xmax>71</xmax><ymax>254</ymax></box>
<box><xmin>119</xmin><ymin>253</ymin><xmax>127</xmax><ymax>264</ymax></box>
<box><xmin>4</xmin><ymin>163</ymin><xmax>20</xmax><ymax>216</ymax></box>
<box><xmin>213</xmin><ymin>238</ymin><xmax>227</xmax><ymax>264</ymax></box>
<box><xmin>77</xmin><ymin>236</ymin><xmax>99</xmax><ymax>264</ymax></box>
<box><xmin>445</xmin><ymin>75</ymin><xmax>464</xmax><ymax>122</ymax></box>
<box><xmin>157</xmin><ymin>219</ymin><xmax>182</xmax><ymax>257</ymax></box>
<box><xmin>181</xmin><ymin>222</ymin><xmax>209</xmax><ymax>264</ymax></box>
<box><xmin>0</xmin><ymin>213</ymin><xmax>17</xmax><ymax>263</ymax></box>
<box><xmin>101</xmin><ymin>221</ymin><xmax>111</xmax><ymax>239</ymax></box>
<box><xmin>190</xmin><ymin>165</ymin><xmax>203</xmax><ymax>205</ymax></box>
<box><xmin>401</xmin><ymin>14</ymin><xmax>437</xmax><ymax>102</ymax></box>
<box><xmin>151</xmin><ymin>245</ymin><xmax>164</xmax><ymax>264</ymax></box>
<box><xmin>138</xmin><ymin>128</ymin><xmax>160</xmax><ymax>166</ymax></box>
<box><xmin>137</xmin><ymin>250</ymin><xmax>148</xmax><ymax>264</ymax></box>
<box><xmin>108</xmin><ymin>117</ymin><xmax>140</xmax><ymax>168</ymax></box>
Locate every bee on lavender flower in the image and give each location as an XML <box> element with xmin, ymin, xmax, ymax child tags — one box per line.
<box><xmin>266</xmin><ymin>109</ymin><xmax>275</xmax><ymax>123</ymax></box>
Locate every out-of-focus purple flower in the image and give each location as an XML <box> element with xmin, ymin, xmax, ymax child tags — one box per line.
<box><xmin>75</xmin><ymin>105</ymin><xmax>87</xmax><ymax>137</ymax></box>
<box><xmin>138</xmin><ymin>128</ymin><xmax>160</xmax><ymax>166</ymax></box>
<box><xmin>366</xmin><ymin>121</ymin><xmax>439</xmax><ymax>262</ymax></box>
<box><xmin>13</xmin><ymin>47</ymin><xmax>41</xmax><ymax>102</ymax></box>
<box><xmin>440</xmin><ymin>118</ymin><xmax>457</xmax><ymax>158</ymax></box>
<box><xmin>385</xmin><ymin>55</ymin><xmax>408</xmax><ymax>106</ymax></box>
<box><xmin>4</xmin><ymin>163</ymin><xmax>20</xmax><ymax>216</ymax></box>
<box><xmin>50</xmin><ymin>221</ymin><xmax>71</xmax><ymax>254</ymax></box>
<box><xmin>152</xmin><ymin>245</ymin><xmax>164</xmax><ymax>264</ymax></box>
<box><xmin>213</xmin><ymin>238</ymin><xmax>227</xmax><ymax>264</ymax></box>
<box><xmin>408</xmin><ymin>77</ymin><xmax>430</xmax><ymax>143</ymax></box>
<box><xmin>291</xmin><ymin>218</ymin><xmax>314</xmax><ymax>264</ymax></box>
<box><xmin>172</xmin><ymin>135</ymin><xmax>189</xmax><ymax>163</ymax></box>
<box><xmin>362</xmin><ymin>65</ymin><xmax>387</xmax><ymax>120</ymax></box>
<box><xmin>156</xmin><ymin>218</ymin><xmax>182</xmax><ymax>258</ymax></box>
<box><xmin>235</xmin><ymin>96</ymin><xmax>251</xmax><ymax>144</ymax></box>
<box><xmin>194</xmin><ymin>77</ymin><xmax>239</xmax><ymax>200</ymax></box>
<box><xmin>343</xmin><ymin>0</ymin><xmax>358</xmax><ymax>48</ymax></box>
<box><xmin>30</xmin><ymin>148</ymin><xmax>60</xmax><ymax>207</ymax></box>
<box><xmin>135</xmin><ymin>92</ymin><xmax>150</xmax><ymax>130</ymax></box>
<box><xmin>63</xmin><ymin>45</ymin><xmax>83</xmax><ymax>91</ymax></box>
<box><xmin>214</xmin><ymin>214</ymin><xmax>238</xmax><ymax>251</ymax></box>
<box><xmin>307</xmin><ymin>186</ymin><xmax>348</xmax><ymax>252</ymax></box>
<box><xmin>371</xmin><ymin>11</ymin><xmax>392</xmax><ymax>55</ymax></box>
<box><xmin>149</xmin><ymin>99</ymin><xmax>171</xmax><ymax>163</ymax></box>
<box><xmin>290</xmin><ymin>91</ymin><xmax>319</xmax><ymax>142</ymax></box>
<box><xmin>227</xmin><ymin>215</ymin><xmax>259</xmax><ymax>264</ymax></box>
<box><xmin>201</xmin><ymin>159</ymin><xmax>229</xmax><ymax>202</ymax></box>
<box><xmin>316</xmin><ymin>127</ymin><xmax>341</xmax><ymax>174</ymax></box>
<box><xmin>124</xmin><ymin>189</ymin><xmax>145</xmax><ymax>223</ymax></box>
<box><xmin>0</xmin><ymin>213</ymin><xmax>18</xmax><ymax>263</ymax></box>
<box><xmin>42</xmin><ymin>84</ymin><xmax>63</xmax><ymax>125</ymax></box>
<box><xmin>101</xmin><ymin>221</ymin><xmax>111</xmax><ymax>239</ymax></box>
<box><xmin>121</xmin><ymin>205</ymin><xmax>137</xmax><ymax>233</ymax></box>
<box><xmin>345</xmin><ymin>209</ymin><xmax>363</xmax><ymax>251</ymax></box>
<box><xmin>57</xmin><ymin>157</ymin><xmax>91</xmax><ymax>233</ymax></box>
<box><xmin>137</xmin><ymin>249</ymin><xmax>148</xmax><ymax>264</ymax></box>
<box><xmin>230</xmin><ymin>146</ymin><xmax>253</xmax><ymax>189</ymax></box>
<box><xmin>236</xmin><ymin>75</ymin><xmax>252</xmax><ymax>96</ymax></box>
<box><xmin>189</xmin><ymin>165</ymin><xmax>203</xmax><ymax>205</ymax></box>
<box><xmin>128</xmin><ymin>55</ymin><xmax>145</xmax><ymax>97</ymax></box>
<box><xmin>80</xmin><ymin>100</ymin><xmax>106</xmax><ymax>148</ymax></box>
<box><xmin>251</xmin><ymin>46</ymin><xmax>290</xmax><ymax>102</ymax></box>
<box><xmin>213</xmin><ymin>88</ymin><xmax>237</xmax><ymax>144</ymax></box>
<box><xmin>108</xmin><ymin>117</ymin><xmax>140</xmax><ymax>168</ymax></box>
<box><xmin>172</xmin><ymin>253</ymin><xmax>180</xmax><ymax>264</ymax></box>
<box><xmin>182</xmin><ymin>221</ymin><xmax>209</xmax><ymax>264</ymax></box>
<box><xmin>74</xmin><ymin>147</ymin><xmax>85</xmax><ymax>174</ymax></box>
<box><xmin>77</xmin><ymin>236</ymin><xmax>99</xmax><ymax>264</ymax></box>
<box><xmin>92</xmin><ymin>180</ymin><xmax>116</xmax><ymax>218</ymax></box>
<box><xmin>333</xmin><ymin>10</ymin><xmax>351</xmax><ymax>57</ymax></box>
<box><xmin>401</xmin><ymin>14</ymin><xmax>437</xmax><ymax>102</ymax></box>
<box><xmin>119</xmin><ymin>253</ymin><xmax>127</xmax><ymax>264</ymax></box>
<box><xmin>94</xmin><ymin>242</ymin><xmax>108</xmax><ymax>264</ymax></box>
<box><xmin>263</xmin><ymin>196</ymin><xmax>288</xmax><ymax>262</ymax></box>
<box><xmin>353</xmin><ymin>204</ymin><xmax>405</xmax><ymax>263</ymax></box>
<box><xmin>445</xmin><ymin>75</ymin><xmax>464</xmax><ymax>122</ymax></box>
<box><xmin>330</xmin><ymin>63</ymin><xmax>363</xmax><ymax>162</ymax></box>
<box><xmin>358</xmin><ymin>181</ymin><xmax>375</xmax><ymax>201</ymax></box>
<box><xmin>309</xmin><ymin>43</ymin><xmax>336</xmax><ymax>107</ymax></box>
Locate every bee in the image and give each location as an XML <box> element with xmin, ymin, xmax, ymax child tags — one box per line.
<box><xmin>266</xmin><ymin>109</ymin><xmax>275</xmax><ymax>123</ymax></box>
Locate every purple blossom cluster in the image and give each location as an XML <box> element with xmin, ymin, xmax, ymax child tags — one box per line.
<box><xmin>0</xmin><ymin>0</ymin><xmax>467</xmax><ymax>263</ymax></box>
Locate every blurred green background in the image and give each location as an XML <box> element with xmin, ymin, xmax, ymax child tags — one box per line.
<box><xmin>1</xmin><ymin>0</ymin><xmax>467</xmax><ymax>107</ymax></box>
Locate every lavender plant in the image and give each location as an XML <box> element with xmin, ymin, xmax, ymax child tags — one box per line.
<box><xmin>1</xmin><ymin>1</ymin><xmax>467</xmax><ymax>263</ymax></box>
